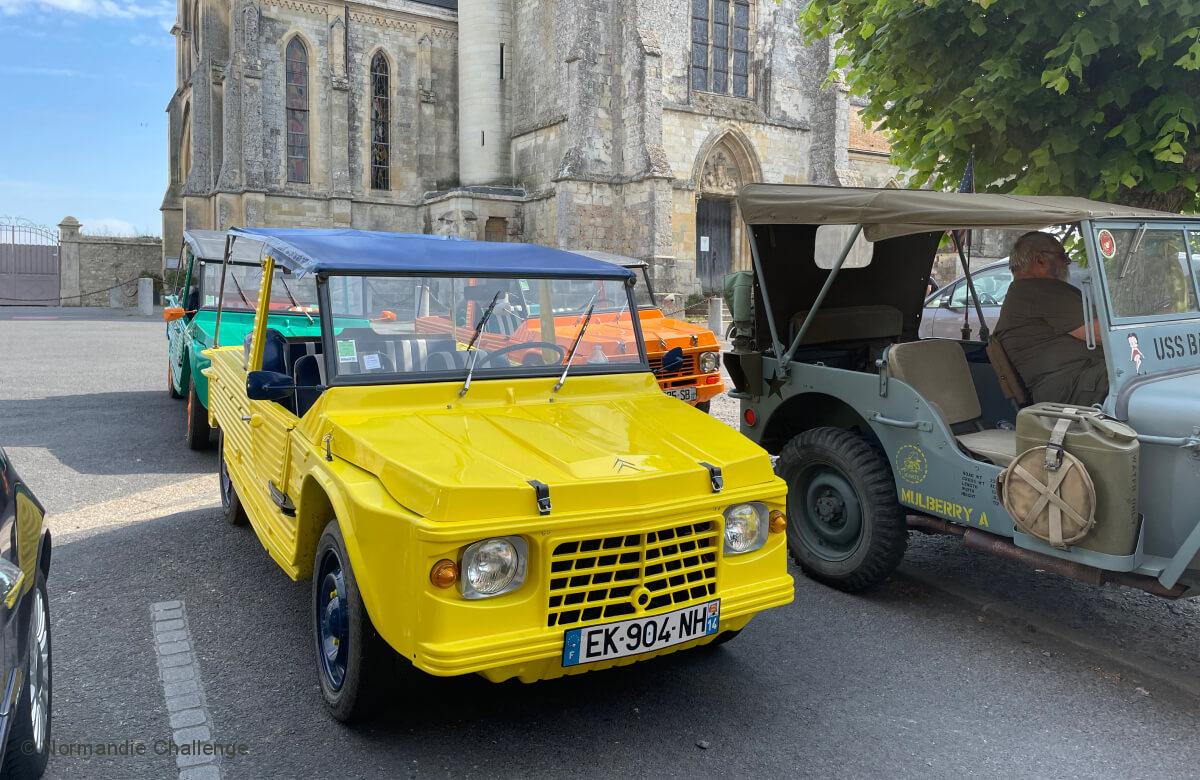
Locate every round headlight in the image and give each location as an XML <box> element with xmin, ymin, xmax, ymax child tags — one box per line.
<box><xmin>460</xmin><ymin>536</ymin><xmax>527</xmax><ymax>599</ymax></box>
<box><xmin>700</xmin><ymin>351</ymin><xmax>720</xmax><ymax>373</ymax></box>
<box><xmin>723</xmin><ymin>503</ymin><xmax>769</xmax><ymax>554</ymax></box>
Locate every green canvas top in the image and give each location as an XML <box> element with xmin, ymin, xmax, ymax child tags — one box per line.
<box><xmin>737</xmin><ymin>184</ymin><xmax>1178</xmax><ymax>241</ymax></box>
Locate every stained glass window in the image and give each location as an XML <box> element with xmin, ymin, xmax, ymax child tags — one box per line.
<box><xmin>690</xmin><ymin>0</ymin><xmax>751</xmax><ymax>97</ymax></box>
<box><xmin>690</xmin><ymin>0</ymin><xmax>708</xmax><ymax>91</ymax></box>
<box><xmin>285</xmin><ymin>37</ymin><xmax>309</xmax><ymax>184</ymax></box>
<box><xmin>732</xmin><ymin>1</ymin><xmax>749</xmax><ymax>97</ymax></box>
<box><xmin>370</xmin><ymin>52</ymin><xmax>390</xmax><ymax>191</ymax></box>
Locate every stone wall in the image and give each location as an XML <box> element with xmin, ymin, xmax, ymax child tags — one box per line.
<box><xmin>57</xmin><ymin>217</ymin><xmax>163</xmax><ymax>307</ymax></box>
<box><xmin>162</xmin><ymin>0</ymin><xmax>459</xmax><ymax>260</ymax></box>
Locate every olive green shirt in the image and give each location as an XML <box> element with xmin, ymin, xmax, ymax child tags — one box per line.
<box><xmin>994</xmin><ymin>278</ymin><xmax>1108</xmax><ymax>406</ymax></box>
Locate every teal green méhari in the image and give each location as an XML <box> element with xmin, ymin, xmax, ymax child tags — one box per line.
<box><xmin>165</xmin><ymin>230</ymin><xmax>323</xmax><ymax>449</ymax></box>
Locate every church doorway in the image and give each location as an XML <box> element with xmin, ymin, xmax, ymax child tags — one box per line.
<box><xmin>695</xmin><ymin>198</ymin><xmax>732</xmax><ymax>295</ymax></box>
<box><xmin>692</xmin><ymin>130</ymin><xmax>762</xmax><ymax>295</ymax></box>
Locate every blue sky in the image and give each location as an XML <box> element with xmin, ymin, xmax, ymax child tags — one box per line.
<box><xmin>0</xmin><ymin>0</ymin><xmax>176</xmax><ymax>236</ymax></box>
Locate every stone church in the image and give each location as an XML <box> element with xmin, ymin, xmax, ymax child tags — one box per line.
<box><xmin>161</xmin><ymin>0</ymin><xmax>895</xmax><ymax>295</ymax></box>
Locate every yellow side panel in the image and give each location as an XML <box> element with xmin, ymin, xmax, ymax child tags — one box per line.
<box><xmin>14</xmin><ymin>490</ymin><xmax>42</xmax><ymax>596</ymax></box>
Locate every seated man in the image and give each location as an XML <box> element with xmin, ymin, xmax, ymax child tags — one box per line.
<box><xmin>993</xmin><ymin>232</ymin><xmax>1107</xmax><ymax>406</ymax></box>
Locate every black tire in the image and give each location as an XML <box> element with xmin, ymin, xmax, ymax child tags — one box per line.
<box><xmin>168</xmin><ymin>361</ymin><xmax>183</xmax><ymax>400</ymax></box>
<box><xmin>695</xmin><ymin>400</ymin><xmax>712</xmax><ymax>414</ymax></box>
<box><xmin>3</xmin><ymin>574</ymin><xmax>51</xmax><ymax>779</ymax></box>
<box><xmin>217</xmin><ymin>432</ymin><xmax>248</xmax><ymax>526</ymax></box>
<box><xmin>312</xmin><ymin>520</ymin><xmax>390</xmax><ymax>722</ymax></box>
<box><xmin>185</xmin><ymin>377</ymin><xmax>212</xmax><ymax>451</ymax></box>
<box><xmin>776</xmin><ymin>427</ymin><xmax>906</xmax><ymax>593</ymax></box>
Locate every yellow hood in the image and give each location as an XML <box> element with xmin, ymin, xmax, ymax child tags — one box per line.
<box><xmin>319</xmin><ymin>373</ymin><xmax>771</xmax><ymax>522</ymax></box>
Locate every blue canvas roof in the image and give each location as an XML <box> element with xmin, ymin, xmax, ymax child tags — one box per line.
<box><xmin>229</xmin><ymin>227</ymin><xmax>635</xmax><ymax>280</ymax></box>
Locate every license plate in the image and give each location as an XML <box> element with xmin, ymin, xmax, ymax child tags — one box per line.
<box><xmin>562</xmin><ymin>599</ymin><xmax>721</xmax><ymax>667</ymax></box>
<box><xmin>664</xmin><ymin>387</ymin><xmax>697</xmax><ymax>402</ymax></box>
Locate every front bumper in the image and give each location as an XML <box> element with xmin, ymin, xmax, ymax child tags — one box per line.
<box><xmin>415</xmin><ymin>572</ymin><xmax>794</xmax><ymax>683</ymax></box>
<box><xmin>397</xmin><ymin>502</ymin><xmax>794</xmax><ymax>683</ymax></box>
<box><xmin>656</xmin><ymin>374</ymin><xmax>726</xmax><ymax>405</ymax></box>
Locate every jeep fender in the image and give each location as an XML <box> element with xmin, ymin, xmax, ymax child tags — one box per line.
<box><xmin>759</xmin><ymin>392</ymin><xmax>876</xmax><ymax>455</ymax></box>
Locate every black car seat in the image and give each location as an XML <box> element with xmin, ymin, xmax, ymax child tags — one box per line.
<box><xmin>293</xmin><ymin>354</ymin><xmax>326</xmax><ymax>416</ymax></box>
<box><xmin>243</xmin><ymin>328</ymin><xmax>290</xmax><ymax>375</ymax></box>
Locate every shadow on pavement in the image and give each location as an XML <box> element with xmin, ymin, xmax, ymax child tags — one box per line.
<box><xmin>0</xmin><ymin>391</ymin><xmax>211</xmax><ymax>477</ymax></box>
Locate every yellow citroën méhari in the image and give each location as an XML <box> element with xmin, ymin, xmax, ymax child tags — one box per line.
<box><xmin>203</xmin><ymin>228</ymin><xmax>793</xmax><ymax>721</ymax></box>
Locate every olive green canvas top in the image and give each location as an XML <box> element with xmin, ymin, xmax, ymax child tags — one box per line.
<box><xmin>736</xmin><ymin>184</ymin><xmax>1175</xmax><ymax>241</ymax></box>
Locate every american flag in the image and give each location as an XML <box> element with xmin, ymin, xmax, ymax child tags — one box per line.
<box><xmin>953</xmin><ymin>157</ymin><xmax>974</xmax><ymax>250</ymax></box>
<box><xmin>957</xmin><ymin>157</ymin><xmax>975</xmax><ymax>193</ymax></box>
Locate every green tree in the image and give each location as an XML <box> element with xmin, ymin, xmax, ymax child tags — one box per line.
<box><xmin>802</xmin><ymin>0</ymin><xmax>1200</xmax><ymax>211</ymax></box>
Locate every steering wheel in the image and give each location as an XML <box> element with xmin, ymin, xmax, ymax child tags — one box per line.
<box><xmin>478</xmin><ymin>341</ymin><xmax>566</xmax><ymax>367</ymax></box>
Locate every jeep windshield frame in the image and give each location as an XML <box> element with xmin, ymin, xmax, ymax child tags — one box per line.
<box><xmin>1086</xmin><ymin>219</ymin><xmax>1200</xmax><ymax>328</ymax></box>
<box><xmin>314</xmin><ymin>271</ymin><xmax>650</xmax><ymax>388</ymax></box>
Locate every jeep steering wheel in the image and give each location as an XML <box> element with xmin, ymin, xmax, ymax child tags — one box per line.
<box><xmin>478</xmin><ymin>341</ymin><xmax>566</xmax><ymax>367</ymax></box>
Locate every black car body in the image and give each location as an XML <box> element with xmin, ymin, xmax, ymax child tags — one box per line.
<box><xmin>0</xmin><ymin>447</ymin><xmax>52</xmax><ymax>778</ymax></box>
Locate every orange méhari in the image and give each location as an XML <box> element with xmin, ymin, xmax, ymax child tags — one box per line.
<box><xmin>414</xmin><ymin>251</ymin><xmax>726</xmax><ymax>412</ymax></box>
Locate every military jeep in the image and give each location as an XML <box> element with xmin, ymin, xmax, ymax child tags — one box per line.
<box><xmin>725</xmin><ymin>184</ymin><xmax>1200</xmax><ymax>598</ymax></box>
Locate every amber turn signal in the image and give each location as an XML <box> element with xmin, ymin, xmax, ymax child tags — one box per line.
<box><xmin>769</xmin><ymin>510</ymin><xmax>787</xmax><ymax>534</ymax></box>
<box><xmin>430</xmin><ymin>559</ymin><xmax>459</xmax><ymax>588</ymax></box>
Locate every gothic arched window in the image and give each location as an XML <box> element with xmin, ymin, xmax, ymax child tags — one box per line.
<box><xmin>191</xmin><ymin>0</ymin><xmax>200</xmax><ymax>55</ymax></box>
<box><xmin>690</xmin><ymin>0</ymin><xmax>750</xmax><ymax>98</ymax></box>
<box><xmin>285</xmin><ymin>36</ymin><xmax>310</xmax><ymax>183</ymax></box>
<box><xmin>370</xmin><ymin>51</ymin><xmax>390</xmax><ymax>190</ymax></box>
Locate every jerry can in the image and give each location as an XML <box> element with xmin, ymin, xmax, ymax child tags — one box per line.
<box><xmin>1015</xmin><ymin>403</ymin><xmax>1140</xmax><ymax>556</ymax></box>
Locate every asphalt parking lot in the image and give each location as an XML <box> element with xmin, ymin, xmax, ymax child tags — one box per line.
<box><xmin>3</xmin><ymin>307</ymin><xmax>1200</xmax><ymax>779</ymax></box>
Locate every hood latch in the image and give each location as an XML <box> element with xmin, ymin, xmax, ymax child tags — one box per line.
<box><xmin>528</xmin><ymin>480</ymin><xmax>552</xmax><ymax>515</ymax></box>
<box><xmin>700</xmin><ymin>461</ymin><xmax>724</xmax><ymax>493</ymax></box>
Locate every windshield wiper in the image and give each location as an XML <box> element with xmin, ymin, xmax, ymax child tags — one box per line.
<box><xmin>459</xmin><ymin>291</ymin><xmax>503</xmax><ymax>397</ymax></box>
<box><xmin>554</xmin><ymin>293</ymin><xmax>598</xmax><ymax>393</ymax></box>
<box><xmin>277</xmin><ymin>274</ymin><xmax>313</xmax><ymax>324</ymax></box>
<box><xmin>228</xmin><ymin>271</ymin><xmax>252</xmax><ymax>309</ymax></box>
<box><xmin>1117</xmin><ymin>223</ymin><xmax>1148</xmax><ymax>280</ymax></box>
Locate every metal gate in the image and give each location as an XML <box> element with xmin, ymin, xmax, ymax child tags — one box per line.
<box><xmin>695</xmin><ymin>198</ymin><xmax>732</xmax><ymax>295</ymax></box>
<box><xmin>0</xmin><ymin>218</ymin><xmax>60</xmax><ymax>306</ymax></box>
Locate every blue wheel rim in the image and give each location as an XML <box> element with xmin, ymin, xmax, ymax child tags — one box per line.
<box><xmin>316</xmin><ymin>550</ymin><xmax>349</xmax><ymax>691</ymax></box>
<box><xmin>219</xmin><ymin>456</ymin><xmax>233</xmax><ymax>511</ymax></box>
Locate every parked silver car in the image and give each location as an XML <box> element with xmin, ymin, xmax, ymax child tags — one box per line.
<box><xmin>919</xmin><ymin>259</ymin><xmax>1084</xmax><ymax>339</ymax></box>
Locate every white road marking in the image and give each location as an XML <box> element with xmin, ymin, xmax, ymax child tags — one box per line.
<box><xmin>150</xmin><ymin>600</ymin><xmax>221</xmax><ymax>779</ymax></box>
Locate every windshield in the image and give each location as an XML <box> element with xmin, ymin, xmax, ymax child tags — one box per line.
<box><xmin>633</xmin><ymin>267</ymin><xmax>656</xmax><ymax>309</ymax></box>
<box><xmin>1096</xmin><ymin>226</ymin><xmax>1199</xmax><ymax>321</ymax></box>
<box><xmin>322</xmin><ymin>274</ymin><xmax>646</xmax><ymax>382</ymax></box>
<box><xmin>199</xmin><ymin>262</ymin><xmax>319</xmax><ymax>314</ymax></box>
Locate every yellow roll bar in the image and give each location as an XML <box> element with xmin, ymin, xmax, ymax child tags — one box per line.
<box><xmin>248</xmin><ymin>255</ymin><xmax>276</xmax><ymax>371</ymax></box>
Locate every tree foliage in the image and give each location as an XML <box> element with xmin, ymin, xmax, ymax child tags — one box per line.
<box><xmin>801</xmin><ymin>0</ymin><xmax>1200</xmax><ymax>211</ymax></box>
